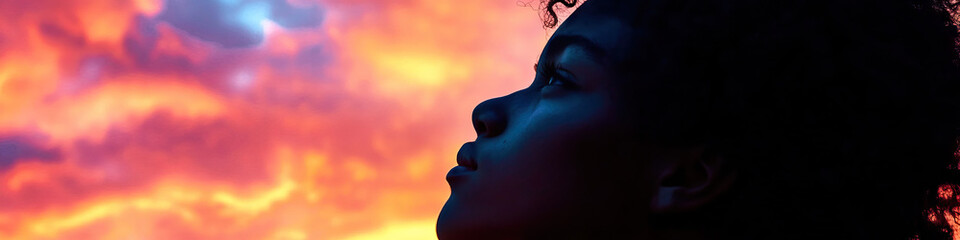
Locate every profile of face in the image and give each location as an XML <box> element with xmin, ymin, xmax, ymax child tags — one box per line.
<box><xmin>437</xmin><ymin>1</ymin><xmax>733</xmax><ymax>239</ymax></box>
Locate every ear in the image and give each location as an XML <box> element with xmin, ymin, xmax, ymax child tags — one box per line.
<box><xmin>650</xmin><ymin>145</ymin><xmax>735</xmax><ymax>214</ymax></box>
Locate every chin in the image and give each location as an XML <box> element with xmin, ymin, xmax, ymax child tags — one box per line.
<box><xmin>437</xmin><ymin>196</ymin><xmax>584</xmax><ymax>240</ymax></box>
<box><xmin>436</xmin><ymin>196</ymin><xmax>516</xmax><ymax>240</ymax></box>
<box><xmin>436</xmin><ymin>196</ymin><xmax>468</xmax><ymax>240</ymax></box>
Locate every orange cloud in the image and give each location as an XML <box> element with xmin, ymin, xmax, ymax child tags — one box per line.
<box><xmin>0</xmin><ymin>0</ymin><xmax>549</xmax><ymax>239</ymax></box>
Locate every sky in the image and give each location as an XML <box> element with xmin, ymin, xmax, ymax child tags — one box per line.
<box><xmin>0</xmin><ymin>0</ymin><xmax>556</xmax><ymax>239</ymax></box>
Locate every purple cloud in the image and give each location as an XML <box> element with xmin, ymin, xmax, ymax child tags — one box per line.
<box><xmin>158</xmin><ymin>0</ymin><xmax>323</xmax><ymax>48</ymax></box>
<box><xmin>0</xmin><ymin>135</ymin><xmax>61</xmax><ymax>170</ymax></box>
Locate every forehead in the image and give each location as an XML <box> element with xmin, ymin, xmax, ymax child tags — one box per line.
<box><xmin>547</xmin><ymin>0</ymin><xmax>639</xmax><ymax>64</ymax></box>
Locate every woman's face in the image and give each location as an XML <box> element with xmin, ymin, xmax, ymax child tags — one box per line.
<box><xmin>437</xmin><ymin>1</ymin><xmax>655</xmax><ymax>239</ymax></box>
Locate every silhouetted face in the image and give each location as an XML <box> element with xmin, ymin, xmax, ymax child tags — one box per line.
<box><xmin>437</xmin><ymin>1</ymin><xmax>654</xmax><ymax>239</ymax></box>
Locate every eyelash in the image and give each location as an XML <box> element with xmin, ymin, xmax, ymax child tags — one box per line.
<box><xmin>534</xmin><ymin>62</ymin><xmax>570</xmax><ymax>87</ymax></box>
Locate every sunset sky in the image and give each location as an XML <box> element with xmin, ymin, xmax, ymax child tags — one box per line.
<box><xmin>0</xmin><ymin>0</ymin><xmax>557</xmax><ymax>239</ymax></box>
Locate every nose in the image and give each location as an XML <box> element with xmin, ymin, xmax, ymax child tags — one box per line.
<box><xmin>471</xmin><ymin>97</ymin><xmax>507</xmax><ymax>138</ymax></box>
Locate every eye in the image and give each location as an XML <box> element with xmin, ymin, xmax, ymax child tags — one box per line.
<box><xmin>547</xmin><ymin>75</ymin><xmax>566</xmax><ymax>86</ymax></box>
<box><xmin>535</xmin><ymin>62</ymin><xmax>575</xmax><ymax>88</ymax></box>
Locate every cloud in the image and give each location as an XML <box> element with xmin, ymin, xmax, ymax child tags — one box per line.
<box><xmin>158</xmin><ymin>0</ymin><xmax>323</xmax><ymax>48</ymax></box>
<box><xmin>0</xmin><ymin>135</ymin><xmax>60</xmax><ymax>170</ymax></box>
<box><xmin>0</xmin><ymin>0</ymin><xmax>550</xmax><ymax>238</ymax></box>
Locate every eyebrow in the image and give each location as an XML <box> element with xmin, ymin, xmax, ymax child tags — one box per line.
<box><xmin>542</xmin><ymin>34</ymin><xmax>608</xmax><ymax>63</ymax></box>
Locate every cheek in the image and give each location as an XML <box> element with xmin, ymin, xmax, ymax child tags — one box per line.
<box><xmin>472</xmin><ymin>95</ymin><xmax>626</xmax><ymax>215</ymax></box>
<box><xmin>488</xmin><ymin>96</ymin><xmax>615</xmax><ymax>177</ymax></box>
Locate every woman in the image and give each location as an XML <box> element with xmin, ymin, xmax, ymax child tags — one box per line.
<box><xmin>437</xmin><ymin>0</ymin><xmax>960</xmax><ymax>239</ymax></box>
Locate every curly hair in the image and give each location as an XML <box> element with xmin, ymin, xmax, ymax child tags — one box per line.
<box><xmin>542</xmin><ymin>0</ymin><xmax>960</xmax><ymax>239</ymax></box>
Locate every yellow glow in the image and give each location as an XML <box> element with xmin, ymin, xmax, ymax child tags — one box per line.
<box><xmin>212</xmin><ymin>179</ymin><xmax>297</xmax><ymax>216</ymax></box>
<box><xmin>269</xmin><ymin>229</ymin><xmax>308</xmax><ymax>240</ymax></box>
<box><xmin>30</xmin><ymin>202</ymin><xmax>121</xmax><ymax>236</ymax></box>
<box><xmin>0</xmin><ymin>68</ymin><xmax>9</xmax><ymax>93</ymax></box>
<box><xmin>373</xmin><ymin>53</ymin><xmax>470</xmax><ymax>88</ymax></box>
<box><xmin>33</xmin><ymin>79</ymin><xmax>225</xmax><ymax>142</ymax></box>
<box><xmin>304</xmin><ymin>151</ymin><xmax>333</xmax><ymax>179</ymax></box>
<box><xmin>5</xmin><ymin>167</ymin><xmax>47</xmax><ymax>191</ymax></box>
<box><xmin>343</xmin><ymin>220</ymin><xmax>437</xmax><ymax>240</ymax></box>
<box><xmin>404</xmin><ymin>152</ymin><xmax>435</xmax><ymax>180</ymax></box>
<box><xmin>344</xmin><ymin>159</ymin><xmax>377</xmax><ymax>181</ymax></box>
<box><xmin>78</xmin><ymin>8</ymin><xmax>130</xmax><ymax>44</ymax></box>
<box><xmin>0</xmin><ymin>37</ymin><xmax>62</xmax><ymax>127</ymax></box>
<box><xmin>133</xmin><ymin>0</ymin><xmax>164</xmax><ymax>17</ymax></box>
<box><xmin>303</xmin><ymin>151</ymin><xmax>331</xmax><ymax>203</ymax></box>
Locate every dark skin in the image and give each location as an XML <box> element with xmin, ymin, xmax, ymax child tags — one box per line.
<box><xmin>436</xmin><ymin>1</ymin><xmax>734</xmax><ymax>239</ymax></box>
